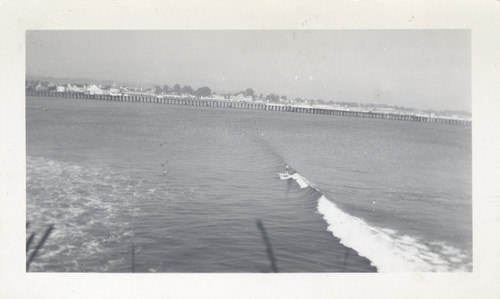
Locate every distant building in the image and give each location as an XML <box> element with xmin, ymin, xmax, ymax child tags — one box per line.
<box><xmin>376</xmin><ymin>107</ymin><xmax>396</xmax><ymax>113</ymax></box>
<box><xmin>202</xmin><ymin>94</ymin><xmax>225</xmax><ymax>101</ymax></box>
<box><xmin>124</xmin><ymin>90</ymin><xmax>155</xmax><ymax>97</ymax></box>
<box><xmin>232</xmin><ymin>93</ymin><xmax>253</xmax><ymax>102</ymax></box>
<box><xmin>110</xmin><ymin>88</ymin><xmax>121</xmax><ymax>96</ymax></box>
<box><xmin>86</xmin><ymin>84</ymin><xmax>103</xmax><ymax>95</ymax></box>
<box><xmin>35</xmin><ymin>84</ymin><xmax>48</xmax><ymax>92</ymax></box>
<box><xmin>102</xmin><ymin>88</ymin><xmax>121</xmax><ymax>96</ymax></box>
<box><xmin>66</xmin><ymin>84</ymin><xmax>86</xmax><ymax>93</ymax></box>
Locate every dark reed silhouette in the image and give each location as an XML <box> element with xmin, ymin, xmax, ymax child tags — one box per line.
<box><xmin>26</xmin><ymin>224</ymin><xmax>54</xmax><ymax>271</ymax></box>
<box><xmin>256</xmin><ymin>219</ymin><xmax>279</xmax><ymax>273</ymax></box>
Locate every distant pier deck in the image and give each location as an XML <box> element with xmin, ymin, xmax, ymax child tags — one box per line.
<box><xmin>26</xmin><ymin>91</ymin><xmax>471</xmax><ymax>127</ymax></box>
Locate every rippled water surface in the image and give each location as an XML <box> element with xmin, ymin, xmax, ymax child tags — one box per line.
<box><xmin>26</xmin><ymin>96</ymin><xmax>472</xmax><ymax>272</ymax></box>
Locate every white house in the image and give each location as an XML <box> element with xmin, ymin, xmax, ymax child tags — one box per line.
<box><xmin>125</xmin><ymin>90</ymin><xmax>155</xmax><ymax>97</ymax></box>
<box><xmin>202</xmin><ymin>94</ymin><xmax>225</xmax><ymax>101</ymax></box>
<box><xmin>232</xmin><ymin>93</ymin><xmax>253</xmax><ymax>102</ymax></box>
<box><xmin>110</xmin><ymin>88</ymin><xmax>121</xmax><ymax>96</ymax></box>
<box><xmin>67</xmin><ymin>84</ymin><xmax>86</xmax><ymax>93</ymax></box>
<box><xmin>86</xmin><ymin>84</ymin><xmax>103</xmax><ymax>95</ymax></box>
<box><xmin>35</xmin><ymin>84</ymin><xmax>48</xmax><ymax>92</ymax></box>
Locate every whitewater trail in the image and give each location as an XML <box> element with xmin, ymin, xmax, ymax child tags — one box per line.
<box><xmin>279</xmin><ymin>171</ymin><xmax>471</xmax><ymax>272</ymax></box>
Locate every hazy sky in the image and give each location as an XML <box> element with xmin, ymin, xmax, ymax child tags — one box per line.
<box><xmin>27</xmin><ymin>30</ymin><xmax>470</xmax><ymax>111</ymax></box>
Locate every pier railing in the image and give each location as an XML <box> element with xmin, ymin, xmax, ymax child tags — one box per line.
<box><xmin>26</xmin><ymin>91</ymin><xmax>471</xmax><ymax>127</ymax></box>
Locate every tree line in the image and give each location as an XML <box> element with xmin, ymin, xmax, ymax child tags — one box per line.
<box><xmin>154</xmin><ymin>84</ymin><xmax>213</xmax><ymax>97</ymax></box>
<box><xmin>26</xmin><ymin>79</ymin><xmax>470</xmax><ymax>116</ymax></box>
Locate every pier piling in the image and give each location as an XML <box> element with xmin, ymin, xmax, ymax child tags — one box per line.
<box><xmin>26</xmin><ymin>91</ymin><xmax>471</xmax><ymax>127</ymax></box>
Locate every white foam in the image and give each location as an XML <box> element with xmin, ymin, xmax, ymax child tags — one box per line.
<box><xmin>292</xmin><ymin>174</ymin><xmax>310</xmax><ymax>188</ymax></box>
<box><xmin>277</xmin><ymin>172</ymin><xmax>311</xmax><ymax>189</ymax></box>
<box><xmin>277</xmin><ymin>168</ymin><xmax>470</xmax><ymax>271</ymax></box>
<box><xmin>277</xmin><ymin>173</ymin><xmax>291</xmax><ymax>180</ymax></box>
<box><xmin>27</xmin><ymin>156</ymin><xmax>139</xmax><ymax>271</ymax></box>
<box><xmin>317</xmin><ymin>195</ymin><xmax>469</xmax><ymax>272</ymax></box>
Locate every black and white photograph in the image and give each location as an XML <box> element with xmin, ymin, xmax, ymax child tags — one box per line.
<box><xmin>1</xmin><ymin>1</ymin><xmax>500</xmax><ymax>299</ymax></box>
<box><xmin>25</xmin><ymin>30</ymin><xmax>472</xmax><ymax>273</ymax></box>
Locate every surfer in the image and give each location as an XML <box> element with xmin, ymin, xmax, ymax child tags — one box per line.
<box><xmin>285</xmin><ymin>164</ymin><xmax>290</xmax><ymax>175</ymax></box>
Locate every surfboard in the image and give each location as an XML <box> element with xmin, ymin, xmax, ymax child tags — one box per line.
<box><xmin>277</xmin><ymin>173</ymin><xmax>292</xmax><ymax>180</ymax></box>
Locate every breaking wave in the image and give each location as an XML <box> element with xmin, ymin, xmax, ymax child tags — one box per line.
<box><xmin>280</xmin><ymin>171</ymin><xmax>472</xmax><ymax>272</ymax></box>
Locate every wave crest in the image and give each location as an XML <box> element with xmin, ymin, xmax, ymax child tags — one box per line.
<box><xmin>282</xmin><ymin>170</ymin><xmax>472</xmax><ymax>272</ymax></box>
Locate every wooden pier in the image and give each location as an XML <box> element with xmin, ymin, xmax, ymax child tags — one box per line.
<box><xmin>26</xmin><ymin>91</ymin><xmax>471</xmax><ymax>127</ymax></box>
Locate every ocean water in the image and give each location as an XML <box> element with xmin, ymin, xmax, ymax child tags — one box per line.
<box><xmin>26</xmin><ymin>96</ymin><xmax>472</xmax><ymax>272</ymax></box>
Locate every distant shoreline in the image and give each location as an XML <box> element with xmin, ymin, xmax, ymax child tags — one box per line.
<box><xmin>26</xmin><ymin>91</ymin><xmax>471</xmax><ymax>127</ymax></box>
